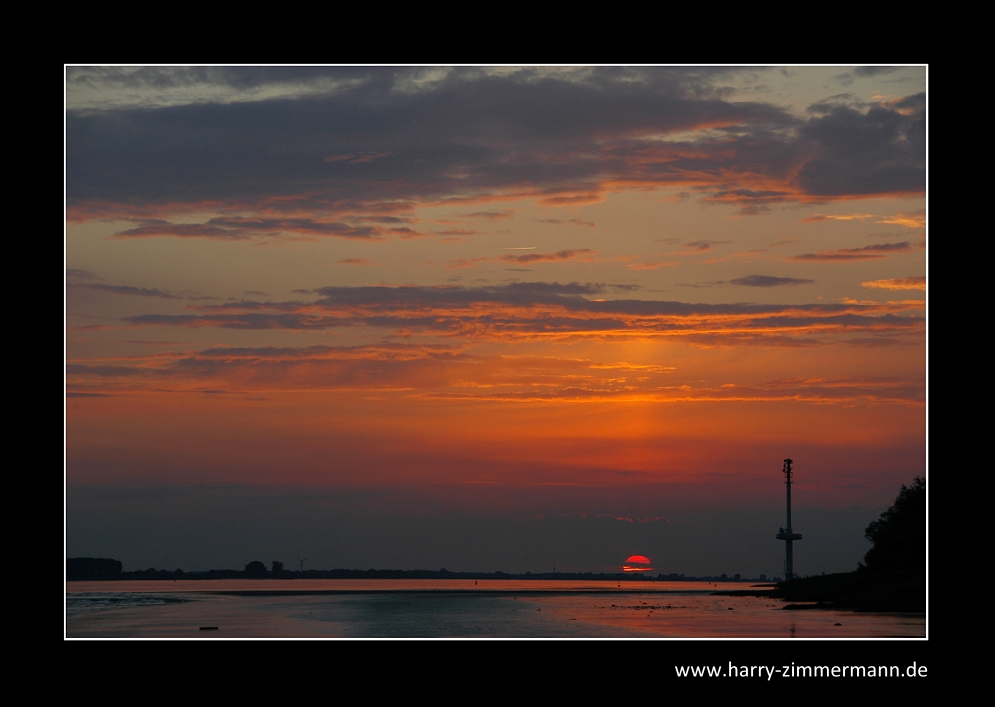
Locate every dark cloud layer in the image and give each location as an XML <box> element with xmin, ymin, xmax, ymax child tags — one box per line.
<box><xmin>730</xmin><ymin>275</ymin><xmax>815</xmax><ymax>287</ymax></box>
<box><xmin>117</xmin><ymin>282</ymin><xmax>924</xmax><ymax>346</ymax></box>
<box><xmin>498</xmin><ymin>249</ymin><xmax>595</xmax><ymax>264</ymax></box>
<box><xmin>796</xmin><ymin>96</ymin><xmax>924</xmax><ymax>196</ymax></box>
<box><xmin>112</xmin><ymin>217</ymin><xmax>381</xmax><ymax>241</ymax></box>
<box><xmin>67</xmin><ymin>69</ymin><xmax>925</xmax><ymax>222</ymax></box>
<box><xmin>791</xmin><ymin>242</ymin><xmax>911</xmax><ymax>262</ymax></box>
<box><xmin>77</xmin><ymin>283</ymin><xmax>181</xmax><ymax>299</ymax></box>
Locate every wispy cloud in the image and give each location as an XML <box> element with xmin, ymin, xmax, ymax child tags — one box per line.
<box><xmin>729</xmin><ymin>275</ymin><xmax>815</xmax><ymax>287</ymax></box>
<box><xmin>115</xmin><ymin>281</ymin><xmax>924</xmax><ymax>351</ymax></box>
<box><xmin>457</xmin><ymin>210</ymin><xmax>516</xmax><ymax>220</ymax></box>
<box><xmin>683</xmin><ymin>240</ymin><xmax>729</xmax><ymax>252</ymax></box>
<box><xmin>861</xmin><ymin>276</ymin><xmax>926</xmax><ymax>291</ymax></box>
<box><xmin>537</xmin><ymin>219</ymin><xmax>595</xmax><ymax>228</ymax></box>
<box><xmin>801</xmin><ymin>210</ymin><xmax>924</xmax><ymax>228</ymax></box>
<box><xmin>66</xmin><ymin>343</ymin><xmax>924</xmax><ymax>405</ymax></box>
<box><xmin>876</xmin><ymin>211</ymin><xmax>926</xmax><ymax>228</ymax></box>
<box><xmin>112</xmin><ymin>217</ymin><xmax>383</xmax><ymax>241</ymax></box>
<box><xmin>76</xmin><ymin>283</ymin><xmax>182</xmax><ymax>299</ymax></box>
<box><xmin>325</xmin><ymin>152</ymin><xmax>393</xmax><ymax>164</ymax></box>
<box><xmin>434</xmin><ymin>229</ymin><xmax>480</xmax><ymax>237</ymax></box>
<box><xmin>446</xmin><ymin>257</ymin><xmax>490</xmax><ymax>269</ymax></box>
<box><xmin>791</xmin><ymin>242</ymin><xmax>911</xmax><ymax>262</ymax></box>
<box><xmin>338</xmin><ymin>258</ymin><xmax>378</xmax><ymax>266</ymax></box>
<box><xmin>625</xmin><ymin>260</ymin><xmax>678</xmax><ymax>270</ymax></box>
<box><xmin>800</xmin><ymin>213</ymin><xmax>877</xmax><ymax>223</ymax></box>
<box><xmin>442</xmin><ymin>250</ymin><xmax>598</xmax><ymax>269</ymax></box>
<box><xmin>66</xmin><ymin>268</ymin><xmax>102</xmax><ymax>280</ymax></box>
<box><xmin>498</xmin><ymin>249</ymin><xmax>596</xmax><ymax>264</ymax></box>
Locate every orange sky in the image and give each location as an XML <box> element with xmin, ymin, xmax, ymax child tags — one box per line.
<box><xmin>66</xmin><ymin>66</ymin><xmax>925</xmax><ymax>574</ymax></box>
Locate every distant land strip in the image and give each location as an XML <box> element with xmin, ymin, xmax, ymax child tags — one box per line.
<box><xmin>65</xmin><ymin>559</ymin><xmax>771</xmax><ymax>584</ymax></box>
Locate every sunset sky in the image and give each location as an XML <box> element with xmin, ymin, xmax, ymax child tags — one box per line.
<box><xmin>65</xmin><ymin>66</ymin><xmax>926</xmax><ymax>576</ymax></box>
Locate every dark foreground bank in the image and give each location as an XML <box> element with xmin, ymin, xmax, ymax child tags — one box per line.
<box><xmin>770</xmin><ymin>570</ymin><xmax>925</xmax><ymax>612</ymax></box>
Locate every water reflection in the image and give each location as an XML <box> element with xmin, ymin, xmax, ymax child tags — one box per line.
<box><xmin>66</xmin><ymin>579</ymin><xmax>925</xmax><ymax>638</ymax></box>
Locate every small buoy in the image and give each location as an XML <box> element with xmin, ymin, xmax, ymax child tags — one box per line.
<box><xmin>834</xmin><ymin>622</ymin><xmax>842</xmax><ymax>626</ymax></box>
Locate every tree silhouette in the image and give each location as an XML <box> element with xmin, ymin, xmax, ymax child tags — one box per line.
<box><xmin>245</xmin><ymin>560</ymin><xmax>267</xmax><ymax>577</ymax></box>
<box><xmin>271</xmin><ymin>561</ymin><xmax>284</xmax><ymax>575</ymax></box>
<box><xmin>861</xmin><ymin>476</ymin><xmax>926</xmax><ymax>572</ymax></box>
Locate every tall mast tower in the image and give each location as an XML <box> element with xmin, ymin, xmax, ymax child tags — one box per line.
<box><xmin>775</xmin><ymin>458</ymin><xmax>802</xmax><ymax>580</ymax></box>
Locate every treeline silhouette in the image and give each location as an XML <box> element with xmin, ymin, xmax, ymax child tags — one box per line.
<box><xmin>66</xmin><ymin>557</ymin><xmax>122</xmax><ymax>580</ymax></box>
<box><xmin>774</xmin><ymin>476</ymin><xmax>926</xmax><ymax>611</ymax></box>
<box><xmin>66</xmin><ymin>559</ymin><xmax>764</xmax><ymax>583</ymax></box>
<box><xmin>861</xmin><ymin>476</ymin><xmax>926</xmax><ymax>573</ymax></box>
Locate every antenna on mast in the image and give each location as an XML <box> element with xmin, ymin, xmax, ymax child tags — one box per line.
<box><xmin>775</xmin><ymin>458</ymin><xmax>802</xmax><ymax>581</ymax></box>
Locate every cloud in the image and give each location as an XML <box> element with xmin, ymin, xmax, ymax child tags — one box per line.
<box><xmin>854</xmin><ymin>67</ymin><xmax>902</xmax><ymax>78</ymax></box>
<box><xmin>794</xmin><ymin>95</ymin><xmax>924</xmax><ymax>197</ymax></box>
<box><xmin>66</xmin><ymin>268</ymin><xmax>102</xmax><ymax>280</ymax></box>
<box><xmin>625</xmin><ymin>260</ymin><xmax>678</xmax><ymax>270</ymax></box>
<box><xmin>338</xmin><ymin>258</ymin><xmax>378</xmax><ymax>266</ymax></box>
<box><xmin>111</xmin><ymin>221</ymin><xmax>251</xmax><ymax>240</ymax></box>
<box><xmin>457</xmin><ymin>210</ymin><xmax>516</xmax><ymax>220</ymax></box>
<box><xmin>446</xmin><ymin>257</ymin><xmax>490</xmax><ymax>269</ymax></box>
<box><xmin>744</xmin><ymin>375</ymin><xmax>924</xmax><ymax>404</ymax></box>
<box><xmin>76</xmin><ymin>283</ymin><xmax>182</xmax><ymax>299</ymax></box>
<box><xmin>861</xmin><ymin>276</ymin><xmax>926</xmax><ymax>291</ymax></box>
<box><xmin>126</xmin><ymin>340</ymin><xmax>189</xmax><ymax>346</ymax></box>
<box><xmin>682</xmin><ymin>240</ymin><xmax>731</xmax><ymax>253</ymax></box>
<box><xmin>112</xmin><ymin>217</ymin><xmax>382</xmax><ymax>241</ymax></box>
<box><xmin>498</xmin><ymin>249</ymin><xmax>596</xmax><ymax>264</ymax></box>
<box><xmin>827</xmin><ymin>68</ymin><xmax>911</xmax><ymax>90</ymax></box>
<box><xmin>434</xmin><ymin>229</ymin><xmax>479</xmax><ymax>236</ymax></box>
<box><xmin>791</xmin><ymin>242</ymin><xmax>911</xmax><ymax>261</ymax></box>
<box><xmin>66</xmin><ymin>66</ymin><xmax>377</xmax><ymax>111</ymax></box>
<box><xmin>442</xmin><ymin>249</ymin><xmax>598</xmax><ymax>268</ymax></box>
<box><xmin>876</xmin><ymin>211</ymin><xmax>926</xmax><ymax>228</ymax></box>
<box><xmin>346</xmin><ymin>215</ymin><xmax>414</xmax><ymax>224</ymax></box>
<box><xmin>326</xmin><ymin>152</ymin><xmax>393</xmax><ymax>164</ymax></box>
<box><xmin>65</xmin><ymin>342</ymin><xmax>923</xmax><ymax>405</ymax></box>
<box><xmin>116</xmin><ymin>281</ymin><xmax>925</xmax><ymax>350</ymax></box>
<box><xmin>537</xmin><ymin>219</ymin><xmax>595</xmax><ymax>227</ymax></box>
<box><xmin>66</xmin><ymin>69</ymin><xmax>925</xmax><ymax>228</ymax></box>
<box><xmin>800</xmin><ymin>210</ymin><xmax>924</xmax><ymax>228</ymax></box>
<box><xmin>730</xmin><ymin>275</ymin><xmax>815</xmax><ymax>287</ymax></box>
<box><xmin>800</xmin><ymin>213</ymin><xmax>876</xmax><ymax>223</ymax></box>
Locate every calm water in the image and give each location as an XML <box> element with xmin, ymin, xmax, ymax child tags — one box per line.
<box><xmin>65</xmin><ymin>580</ymin><xmax>926</xmax><ymax>638</ymax></box>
